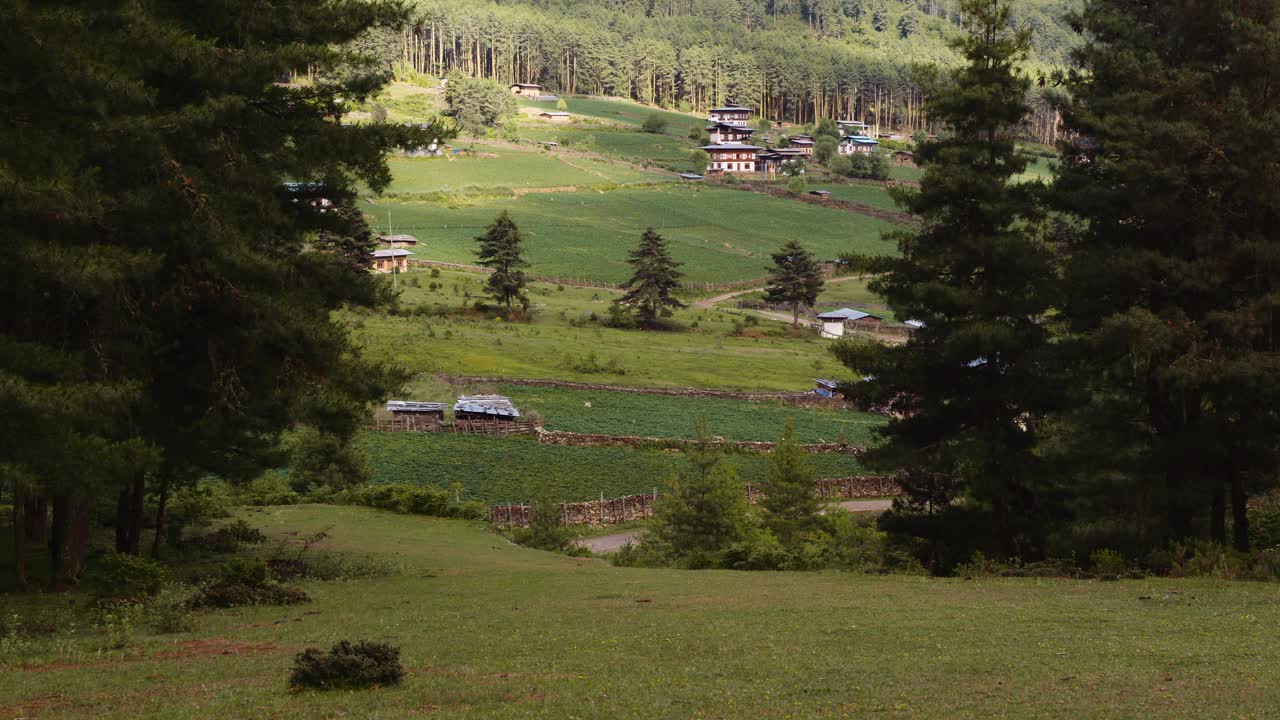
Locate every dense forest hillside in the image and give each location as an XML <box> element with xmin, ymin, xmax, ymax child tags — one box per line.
<box><xmin>364</xmin><ymin>0</ymin><xmax>1077</xmax><ymax>141</ymax></box>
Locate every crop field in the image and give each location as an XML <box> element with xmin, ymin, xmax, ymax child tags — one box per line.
<box><xmin>887</xmin><ymin>164</ymin><xmax>924</xmax><ymax>182</ymax></box>
<box><xmin>522</xmin><ymin>95</ymin><xmax>704</xmax><ymax>136</ymax></box>
<box><xmin>6</xmin><ymin>505</ymin><xmax>1278</xmax><ymax>719</ymax></box>
<box><xmin>520</xmin><ymin>126</ymin><xmax>696</xmax><ymax>165</ymax></box>
<box><xmin>355</xmin><ymin>432</ymin><xmax>863</xmax><ymax>502</ymax></box>
<box><xmin>365</xmin><ymin>185</ymin><xmax>898</xmax><ymax>284</ymax></box>
<box><xmin>382</xmin><ymin>148</ymin><xmax>663</xmax><ymax>195</ymax></box>
<box><xmin>351</xmin><ymin>270</ymin><xmax>846</xmax><ymax>390</ymax></box>
<box><xmin>498</xmin><ymin>384</ymin><xmax>882</xmax><ymax>445</ymax></box>
<box><xmin>807</xmin><ymin>183</ymin><xmax>900</xmax><ymax>211</ymax></box>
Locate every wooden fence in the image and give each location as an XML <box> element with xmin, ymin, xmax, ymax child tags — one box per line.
<box><xmin>364</xmin><ymin>416</ymin><xmax>534</xmax><ymax>437</ymax></box>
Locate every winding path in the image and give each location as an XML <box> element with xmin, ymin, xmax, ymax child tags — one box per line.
<box><xmin>693</xmin><ymin>274</ymin><xmax>870</xmax><ymax>310</ymax></box>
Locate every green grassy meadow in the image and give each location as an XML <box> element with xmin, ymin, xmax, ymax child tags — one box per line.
<box><xmin>383</xmin><ymin>148</ymin><xmax>663</xmax><ymax>195</ymax></box>
<box><xmin>520</xmin><ymin>126</ymin><xmax>697</xmax><ymax>165</ymax></box>
<box><xmin>351</xmin><ymin>270</ymin><xmax>846</xmax><ymax>390</ymax></box>
<box><xmin>499</xmin><ymin>384</ymin><xmax>882</xmax><ymax>445</ymax></box>
<box><xmin>356</xmin><ymin>432</ymin><xmax>863</xmax><ymax>502</ymax></box>
<box><xmin>808</xmin><ymin>183</ymin><xmax>900</xmax><ymax>211</ymax></box>
<box><xmin>522</xmin><ymin>96</ymin><xmax>705</xmax><ymax>136</ymax></box>
<box><xmin>365</xmin><ymin>186</ymin><xmax>898</xmax><ymax>284</ymax></box>
<box><xmin>4</xmin><ymin>505</ymin><xmax>1278</xmax><ymax>719</ymax></box>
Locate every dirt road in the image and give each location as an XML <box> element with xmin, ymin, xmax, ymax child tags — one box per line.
<box><xmin>693</xmin><ymin>274</ymin><xmax>869</xmax><ymax>310</ymax></box>
<box><xmin>575</xmin><ymin>498</ymin><xmax>895</xmax><ymax>554</ymax></box>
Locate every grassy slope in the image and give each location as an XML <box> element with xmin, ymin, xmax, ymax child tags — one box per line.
<box><xmin>520</xmin><ymin>126</ymin><xmax>696</xmax><ymax>165</ymax></box>
<box><xmin>383</xmin><ymin>148</ymin><xmax>661</xmax><ymax>195</ymax></box>
<box><xmin>522</xmin><ymin>96</ymin><xmax>705</xmax><ymax>136</ymax></box>
<box><xmin>807</xmin><ymin>183</ymin><xmax>899</xmax><ymax>211</ymax></box>
<box><xmin>500</xmin><ymin>384</ymin><xmax>882</xmax><ymax>445</ymax></box>
<box><xmin>5</xmin><ymin>506</ymin><xmax>1278</xmax><ymax>719</ymax></box>
<box><xmin>366</xmin><ymin>186</ymin><xmax>897</xmax><ymax>284</ymax></box>
<box><xmin>356</xmin><ymin>433</ymin><xmax>863</xmax><ymax>502</ymax></box>
<box><xmin>351</xmin><ymin>271</ymin><xmax>847</xmax><ymax>390</ymax></box>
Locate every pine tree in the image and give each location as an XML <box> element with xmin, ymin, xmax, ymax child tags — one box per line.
<box><xmin>758</xmin><ymin>419</ymin><xmax>820</xmax><ymax>543</ymax></box>
<box><xmin>764</xmin><ymin>240</ymin><xmax>825</xmax><ymax>326</ymax></box>
<box><xmin>619</xmin><ymin>227</ymin><xmax>685</xmax><ymax>328</ymax></box>
<box><xmin>474</xmin><ymin>211</ymin><xmax>529</xmax><ymax>315</ymax></box>
<box><xmin>833</xmin><ymin>0</ymin><xmax>1060</xmax><ymax>566</ymax></box>
<box><xmin>1053</xmin><ymin>0</ymin><xmax>1280</xmax><ymax>550</ymax></box>
<box><xmin>649</xmin><ymin>425</ymin><xmax>750</xmax><ymax>567</ymax></box>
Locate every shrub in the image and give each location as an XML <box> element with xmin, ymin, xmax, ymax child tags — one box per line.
<box><xmin>289</xmin><ymin>641</ymin><xmax>406</xmax><ymax>690</ymax></box>
<box><xmin>220</xmin><ymin>557</ymin><xmax>272</xmax><ymax>589</ymax></box>
<box><xmin>1089</xmin><ymin>548</ymin><xmax>1128</xmax><ymax>576</ymax></box>
<box><xmin>219</xmin><ymin>519</ymin><xmax>266</xmax><ymax>544</ymax></box>
<box><xmin>641</xmin><ymin>112</ymin><xmax>667</xmax><ymax>134</ymax></box>
<box><xmin>94</xmin><ymin>552</ymin><xmax>168</xmax><ymax>600</ymax></box>
<box><xmin>148</xmin><ymin>588</ymin><xmax>198</xmax><ymax>634</ymax></box>
<box><xmin>191</xmin><ymin>583</ymin><xmax>308</xmax><ymax>609</ymax></box>
<box><xmin>511</xmin><ymin>495</ymin><xmax>574</xmax><ymax>552</ymax></box>
<box><xmin>1249</xmin><ymin>490</ymin><xmax>1280</xmax><ymax>550</ymax></box>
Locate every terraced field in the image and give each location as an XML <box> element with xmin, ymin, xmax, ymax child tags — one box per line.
<box><xmin>382</xmin><ymin>147</ymin><xmax>663</xmax><ymax>195</ymax></box>
<box><xmin>366</xmin><ymin>185</ymin><xmax>898</xmax><ymax>284</ymax></box>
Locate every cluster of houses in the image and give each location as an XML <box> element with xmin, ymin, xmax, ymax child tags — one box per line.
<box><xmin>696</xmin><ymin>108</ymin><xmax>890</xmax><ymax>179</ymax></box>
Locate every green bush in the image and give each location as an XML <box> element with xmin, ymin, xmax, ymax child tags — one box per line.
<box><xmin>1089</xmin><ymin>548</ymin><xmax>1128</xmax><ymax>576</ymax></box>
<box><xmin>511</xmin><ymin>496</ymin><xmax>574</xmax><ymax>552</ymax></box>
<box><xmin>289</xmin><ymin>641</ymin><xmax>406</xmax><ymax>690</ymax></box>
<box><xmin>218</xmin><ymin>519</ymin><xmax>266</xmax><ymax>544</ymax></box>
<box><xmin>93</xmin><ymin>552</ymin><xmax>168</xmax><ymax>600</ymax></box>
<box><xmin>191</xmin><ymin>583</ymin><xmax>308</xmax><ymax>609</ymax></box>
<box><xmin>641</xmin><ymin>112</ymin><xmax>667</xmax><ymax>134</ymax></box>
<box><xmin>220</xmin><ymin>557</ymin><xmax>272</xmax><ymax>589</ymax></box>
<box><xmin>1249</xmin><ymin>490</ymin><xmax>1280</xmax><ymax>549</ymax></box>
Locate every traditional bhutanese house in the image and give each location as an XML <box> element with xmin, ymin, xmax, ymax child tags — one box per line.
<box><xmin>371</xmin><ymin>248</ymin><xmax>412</xmax><ymax>273</ymax></box>
<box><xmin>510</xmin><ymin>83</ymin><xmax>542</xmax><ymax>97</ymax></box>
<box><xmin>379</xmin><ymin>234</ymin><xmax>418</xmax><ymax>249</ymax></box>
<box><xmin>878</xmin><ymin>132</ymin><xmax>903</xmax><ymax>141</ymax></box>
<box><xmin>837</xmin><ymin>119</ymin><xmax>871</xmax><ymax>135</ymax></box>
<box><xmin>453</xmin><ymin>395</ymin><xmax>521</xmax><ymax>422</ymax></box>
<box><xmin>706</xmin><ymin>122</ymin><xmax>756</xmax><ymax>145</ymax></box>
<box><xmin>708</xmin><ymin>105</ymin><xmax>753</xmax><ymax>127</ymax></box>
<box><xmin>847</xmin><ymin>310</ymin><xmax>886</xmax><ymax>332</ymax></box>
<box><xmin>385</xmin><ymin>400</ymin><xmax>446</xmax><ymax>422</ymax></box>
<box><xmin>756</xmin><ymin>147</ymin><xmax>806</xmax><ymax>178</ymax></box>
<box><xmin>699</xmin><ymin>143</ymin><xmax>760</xmax><ymax>175</ymax></box>
<box><xmin>893</xmin><ymin>150</ymin><xmax>915</xmax><ymax>166</ymax></box>
<box><xmin>538</xmin><ymin>111</ymin><xmax>572</xmax><ymax>123</ymax></box>
<box><xmin>788</xmin><ymin>135</ymin><xmax>816</xmax><ymax>156</ymax></box>
<box><xmin>839</xmin><ymin>135</ymin><xmax>880</xmax><ymax>155</ymax></box>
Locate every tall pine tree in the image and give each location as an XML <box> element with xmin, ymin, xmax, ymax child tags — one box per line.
<box><xmin>474</xmin><ymin>211</ymin><xmax>529</xmax><ymax>315</ymax></box>
<box><xmin>764</xmin><ymin>240</ymin><xmax>825</xmax><ymax>326</ymax></box>
<box><xmin>758</xmin><ymin>419</ymin><xmax>820</xmax><ymax>543</ymax></box>
<box><xmin>833</xmin><ymin>0</ymin><xmax>1060</xmax><ymax>568</ymax></box>
<box><xmin>619</xmin><ymin>227</ymin><xmax>685</xmax><ymax>328</ymax></box>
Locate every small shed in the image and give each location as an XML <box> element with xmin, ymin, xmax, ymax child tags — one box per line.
<box><xmin>816</xmin><ymin>308</ymin><xmax>883</xmax><ymax>338</ymax></box>
<box><xmin>386</xmin><ymin>400</ymin><xmax>446</xmax><ymax>420</ymax></box>
<box><xmin>893</xmin><ymin>150</ymin><xmax>915</xmax><ymax>166</ymax></box>
<box><xmin>511</xmin><ymin>83</ymin><xmax>542</xmax><ymax>97</ymax></box>
<box><xmin>814</xmin><ymin>378</ymin><xmax>842</xmax><ymax>399</ymax></box>
<box><xmin>678</xmin><ymin>173</ymin><xmax>704</xmax><ymax>181</ymax></box>
<box><xmin>809</xmin><ymin>190</ymin><xmax>831</xmax><ymax>197</ymax></box>
<box><xmin>379</xmin><ymin>234</ymin><xmax>418</xmax><ymax>248</ymax></box>
<box><xmin>372</xmin><ymin>248</ymin><xmax>413</xmax><ymax>273</ymax></box>
<box><xmin>539</xmin><ymin>111</ymin><xmax>572</xmax><ymax>122</ymax></box>
<box><xmin>453</xmin><ymin>395</ymin><xmax>521</xmax><ymax>422</ymax></box>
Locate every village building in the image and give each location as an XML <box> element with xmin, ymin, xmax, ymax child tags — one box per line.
<box><xmin>816</xmin><ymin>307</ymin><xmax>884</xmax><ymax>338</ymax></box>
<box><xmin>371</xmin><ymin>248</ymin><xmax>412</xmax><ymax>273</ymax></box>
<box><xmin>385</xmin><ymin>400</ymin><xmax>446</xmax><ymax>421</ymax></box>
<box><xmin>453</xmin><ymin>395</ymin><xmax>521</xmax><ymax>422</ymax></box>
<box><xmin>706</xmin><ymin>122</ymin><xmax>755</xmax><ymax>145</ymax></box>
<box><xmin>699</xmin><ymin>143</ymin><xmax>761</xmax><ymax>175</ymax></box>
<box><xmin>510</xmin><ymin>83</ymin><xmax>543</xmax><ymax>97</ymax></box>
<box><xmin>893</xmin><ymin>150</ymin><xmax>915</xmax><ymax>166</ymax></box>
<box><xmin>813</xmin><ymin>378</ymin><xmax>843</xmax><ymax>399</ymax></box>
<box><xmin>538</xmin><ymin>111</ymin><xmax>572</xmax><ymax>123</ymax></box>
<box><xmin>708</xmin><ymin>104</ymin><xmax>752</xmax><ymax>127</ymax></box>
<box><xmin>756</xmin><ymin>147</ymin><xmax>806</xmax><ymax>178</ymax></box>
<box><xmin>837</xmin><ymin>119</ymin><xmax>871</xmax><ymax>135</ymax></box>
<box><xmin>678</xmin><ymin>172</ymin><xmax>704</xmax><ymax>181</ymax></box>
<box><xmin>379</xmin><ymin>234</ymin><xmax>417</xmax><ymax>249</ymax></box>
<box><xmin>787</xmin><ymin>135</ymin><xmax>816</xmax><ymax>156</ymax></box>
<box><xmin>839</xmin><ymin>135</ymin><xmax>880</xmax><ymax>155</ymax></box>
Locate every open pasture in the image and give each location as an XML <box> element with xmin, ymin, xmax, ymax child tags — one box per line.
<box><xmin>382</xmin><ymin>148</ymin><xmax>663</xmax><ymax>196</ymax></box>
<box><xmin>520</xmin><ymin>126</ymin><xmax>697</xmax><ymax>165</ymax></box>
<box><xmin>365</xmin><ymin>185</ymin><xmax>898</xmax><ymax>284</ymax></box>
<box><xmin>356</xmin><ymin>432</ymin><xmax>863</xmax><ymax>503</ymax></box>
<box><xmin>522</xmin><ymin>95</ymin><xmax>704</xmax><ymax>136</ymax></box>
<box><xmin>351</xmin><ymin>270</ymin><xmax>846</xmax><ymax>391</ymax></box>
<box><xmin>4</xmin><ymin>505</ymin><xmax>1278</xmax><ymax>719</ymax></box>
<box><xmin>499</xmin><ymin>383</ymin><xmax>882</xmax><ymax>445</ymax></box>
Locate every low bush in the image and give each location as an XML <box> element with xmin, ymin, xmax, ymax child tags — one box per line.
<box><xmin>511</xmin><ymin>496</ymin><xmax>576</xmax><ymax>553</ymax></box>
<box><xmin>189</xmin><ymin>557</ymin><xmax>309</xmax><ymax>609</ymax></box>
<box><xmin>289</xmin><ymin>641</ymin><xmax>406</xmax><ymax>690</ymax></box>
<box><xmin>352</xmin><ymin>483</ymin><xmax>486</xmax><ymax>520</ymax></box>
<box><xmin>93</xmin><ymin>552</ymin><xmax>168</xmax><ymax>600</ymax></box>
<box><xmin>1250</xmin><ymin>490</ymin><xmax>1280</xmax><ymax>550</ymax></box>
<box><xmin>1089</xmin><ymin>548</ymin><xmax>1128</xmax><ymax>576</ymax></box>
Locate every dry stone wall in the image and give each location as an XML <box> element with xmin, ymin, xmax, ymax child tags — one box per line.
<box><xmin>534</xmin><ymin>428</ymin><xmax>863</xmax><ymax>455</ymax></box>
<box><xmin>438</xmin><ymin>374</ymin><xmax>852</xmax><ymax>408</ymax></box>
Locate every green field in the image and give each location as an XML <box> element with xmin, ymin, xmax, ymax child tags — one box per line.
<box><xmin>808</xmin><ymin>183</ymin><xmax>900</xmax><ymax>211</ymax></box>
<box><xmin>352</xmin><ymin>270</ymin><xmax>846</xmax><ymax>390</ymax></box>
<box><xmin>366</xmin><ymin>185</ymin><xmax>897</xmax><ymax>284</ymax></box>
<box><xmin>382</xmin><ymin>148</ymin><xmax>663</xmax><ymax>196</ymax></box>
<box><xmin>5</xmin><ymin>505</ymin><xmax>1278</xmax><ymax>719</ymax></box>
<box><xmin>887</xmin><ymin>164</ymin><xmax>925</xmax><ymax>182</ymax></box>
<box><xmin>815</xmin><ymin>278</ymin><xmax>896</xmax><ymax>320</ymax></box>
<box><xmin>356</xmin><ymin>432</ymin><xmax>862</xmax><ymax>503</ymax></box>
<box><xmin>522</xmin><ymin>95</ymin><xmax>705</xmax><ymax>136</ymax></box>
<box><xmin>520</xmin><ymin>127</ymin><xmax>696</xmax><ymax>165</ymax></box>
<box><xmin>499</xmin><ymin>384</ymin><xmax>882</xmax><ymax>444</ymax></box>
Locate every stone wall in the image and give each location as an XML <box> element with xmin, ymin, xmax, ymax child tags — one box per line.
<box><xmin>439</xmin><ymin>374</ymin><xmax>852</xmax><ymax>408</ymax></box>
<box><xmin>534</xmin><ymin>428</ymin><xmax>863</xmax><ymax>455</ymax></box>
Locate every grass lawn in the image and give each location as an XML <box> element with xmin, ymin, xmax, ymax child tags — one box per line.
<box><xmin>815</xmin><ymin>278</ymin><xmax>895</xmax><ymax>320</ymax></box>
<box><xmin>520</xmin><ymin>126</ymin><xmax>697</xmax><ymax>166</ymax></box>
<box><xmin>5</xmin><ymin>505</ymin><xmax>1278</xmax><ymax>719</ymax></box>
<box><xmin>807</xmin><ymin>183</ymin><xmax>900</xmax><ymax>211</ymax></box>
<box><xmin>365</xmin><ymin>185</ymin><xmax>898</xmax><ymax>284</ymax></box>
<box><xmin>382</xmin><ymin>147</ymin><xmax>662</xmax><ymax>196</ymax></box>
<box><xmin>356</xmin><ymin>432</ymin><xmax>863</xmax><ymax>503</ymax></box>
<box><xmin>351</xmin><ymin>270</ymin><xmax>848</xmax><ymax>391</ymax></box>
<box><xmin>522</xmin><ymin>96</ymin><xmax>704</xmax><ymax>137</ymax></box>
<box><xmin>497</xmin><ymin>383</ymin><xmax>882</xmax><ymax>445</ymax></box>
<box><xmin>887</xmin><ymin>164</ymin><xmax>924</xmax><ymax>182</ymax></box>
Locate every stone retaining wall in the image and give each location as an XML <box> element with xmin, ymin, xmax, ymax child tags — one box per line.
<box><xmin>438</xmin><ymin>374</ymin><xmax>850</xmax><ymax>408</ymax></box>
<box><xmin>534</xmin><ymin>428</ymin><xmax>863</xmax><ymax>455</ymax></box>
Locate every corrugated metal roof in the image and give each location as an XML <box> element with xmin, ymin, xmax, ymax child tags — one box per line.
<box><xmin>711</xmin><ymin>106</ymin><xmax>752</xmax><ymax>112</ymax></box>
<box><xmin>386</xmin><ymin>400</ymin><xmax>446</xmax><ymax>413</ymax></box>
<box><xmin>699</xmin><ymin>143</ymin><xmax>761</xmax><ymax>151</ymax></box>
<box><xmin>843</xmin><ymin>135</ymin><xmax>880</xmax><ymax>144</ymax></box>
<box><xmin>372</xmin><ymin>248</ymin><xmax>414</xmax><ymax>258</ymax></box>
<box><xmin>379</xmin><ymin>234</ymin><xmax>417</xmax><ymax>244</ymax></box>
<box><xmin>453</xmin><ymin>394</ymin><xmax>521</xmax><ymax>418</ymax></box>
<box><xmin>818</xmin><ymin>307</ymin><xmax>875</xmax><ymax>321</ymax></box>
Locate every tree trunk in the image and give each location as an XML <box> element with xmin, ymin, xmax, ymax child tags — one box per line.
<box><xmin>1210</xmin><ymin>479</ymin><xmax>1226</xmax><ymax>544</ymax></box>
<box><xmin>792</xmin><ymin>301</ymin><xmax>800</xmax><ymax>327</ymax></box>
<box><xmin>25</xmin><ymin>495</ymin><xmax>47</xmax><ymax>543</ymax></box>
<box><xmin>126</xmin><ymin>473</ymin><xmax>145</xmax><ymax>554</ymax></box>
<box><xmin>63</xmin><ymin>493</ymin><xmax>92</xmax><ymax>590</ymax></box>
<box><xmin>13</xmin><ymin>486</ymin><xmax>27</xmax><ymax>592</ymax></box>
<box><xmin>151</xmin><ymin>474</ymin><xmax>171</xmax><ymax>558</ymax></box>
<box><xmin>115</xmin><ymin>488</ymin><xmax>131</xmax><ymax>552</ymax></box>
<box><xmin>1230</xmin><ymin>470</ymin><xmax>1249</xmax><ymax>552</ymax></box>
<box><xmin>48</xmin><ymin>492</ymin><xmax>69</xmax><ymax>589</ymax></box>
